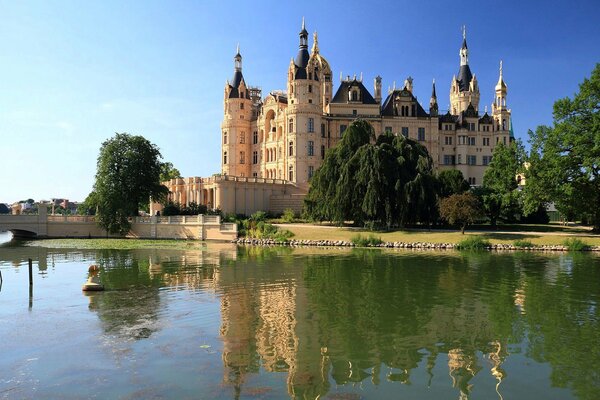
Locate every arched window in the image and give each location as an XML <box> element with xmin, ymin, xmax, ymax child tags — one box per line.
<box><xmin>289</xmin><ymin>141</ymin><xmax>294</xmax><ymax>156</ymax></box>
<box><xmin>240</xmin><ymin>151</ymin><xmax>245</xmax><ymax>164</ymax></box>
<box><xmin>288</xmin><ymin>165</ymin><xmax>294</xmax><ymax>181</ymax></box>
<box><xmin>223</xmin><ymin>132</ymin><xmax>228</xmax><ymax>144</ymax></box>
<box><xmin>240</xmin><ymin>132</ymin><xmax>245</xmax><ymax>144</ymax></box>
<box><xmin>223</xmin><ymin>152</ymin><xmax>228</xmax><ymax>164</ymax></box>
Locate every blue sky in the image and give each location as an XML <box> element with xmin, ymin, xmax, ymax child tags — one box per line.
<box><xmin>1</xmin><ymin>0</ymin><xmax>599</xmax><ymax>203</ymax></box>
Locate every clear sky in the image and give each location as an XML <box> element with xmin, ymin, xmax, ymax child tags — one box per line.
<box><xmin>1</xmin><ymin>0</ymin><xmax>599</xmax><ymax>204</ymax></box>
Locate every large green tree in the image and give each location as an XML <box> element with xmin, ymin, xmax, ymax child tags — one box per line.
<box><xmin>437</xmin><ymin>169</ymin><xmax>470</xmax><ymax>199</ymax></box>
<box><xmin>304</xmin><ymin>120</ymin><xmax>437</xmax><ymax>227</ymax></box>
<box><xmin>479</xmin><ymin>140</ymin><xmax>525</xmax><ymax>227</ymax></box>
<box><xmin>93</xmin><ymin>133</ymin><xmax>169</xmax><ymax>235</ymax></box>
<box><xmin>524</xmin><ymin>64</ymin><xmax>600</xmax><ymax>230</ymax></box>
<box><xmin>159</xmin><ymin>161</ymin><xmax>182</xmax><ymax>182</ymax></box>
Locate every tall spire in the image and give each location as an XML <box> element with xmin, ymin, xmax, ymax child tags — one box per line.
<box><xmin>460</xmin><ymin>25</ymin><xmax>469</xmax><ymax>66</ymax></box>
<box><xmin>311</xmin><ymin>31</ymin><xmax>319</xmax><ymax>54</ymax></box>
<box><xmin>294</xmin><ymin>18</ymin><xmax>310</xmax><ymax>70</ymax></box>
<box><xmin>495</xmin><ymin>60</ymin><xmax>507</xmax><ymax>91</ymax></box>
<box><xmin>429</xmin><ymin>79</ymin><xmax>439</xmax><ymax>116</ymax></box>
<box><xmin>234</xmin><ymin>44</ymin><xmax>242</xmax><ymax>72</ymax></box>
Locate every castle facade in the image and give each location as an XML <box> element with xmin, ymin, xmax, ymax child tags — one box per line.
<box><xmin>158</xmin><ymin>21</ymin><xmax>512</xmax><ymax>215</ymax></box>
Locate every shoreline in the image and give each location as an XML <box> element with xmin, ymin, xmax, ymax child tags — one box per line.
<box><xmin>234</xmin><ymin>238</ymin><xmax>600</xmax><ymax>252</ymax></box>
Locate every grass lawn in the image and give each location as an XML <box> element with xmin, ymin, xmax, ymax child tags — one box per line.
<box><xmin>277</xmin><ymin>223</ymin><xmax>600</xmax><ymax>246</ymax></box>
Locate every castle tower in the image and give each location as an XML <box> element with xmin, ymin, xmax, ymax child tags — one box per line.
<box><xmin>492</xmin><ymin>60</ymin><xmax>511</xmax><ymax>132</ymax></box>
<box><xmin>450</xmin><ymin>26</ymin><xmax>480</xmax><ymax>115</ymax></box>
<box><xmin>286</xmin><ymin>19</ymin><xmax>325</xmax><ymax>187</ymax></box>
<box><xmin>429</xmin><ymin>79</ymin><xmax>439</xmax><ymax>116</ymax></box>
<box><xmin>222</xmin><ymin>45</ymin><xmax>252</xmax><ymax>177</ymax></box>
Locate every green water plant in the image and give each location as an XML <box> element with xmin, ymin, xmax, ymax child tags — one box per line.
<box><xmin>351</xmin><ymin>234</ymin><xmax>383</xmax><ymax>247</ymax></box>
<box><xmin>563</xmin><ymin>238</ymin><xmax>590</xmax><ymax>251</ymax></box>
<box><xmin>457</xmin><ymin>236</ymin><xmax>491</xmax><ymax>250</ymax></box>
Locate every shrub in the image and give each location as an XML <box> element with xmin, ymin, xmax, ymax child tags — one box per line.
<box><xmin>514</xmin><ymin>239</ymin><xmax>535</xmax><ymax>248</ymax></box>
<box><xmin>563</xmin><ymin>238</ymin><xmax>590</xmax><ymax>251</ymax></box>
<box><xmin>351</xmin><ymin>234</ymin><xmax>383</xmax><ymax>247</ymax></box>
<box><xmin>250</xmin><ymin>211</ymin><xmax>267</xmax><ymax>222</ymax></box>
<box><xmin>282</xmin><ymin>208</ymin><xmax>295</xmax><ymax>223</ymax></box>
<box><xmin>457</xmin><ymin>236</ymin><xmax>491</xmax><ymax>250</ymax></box>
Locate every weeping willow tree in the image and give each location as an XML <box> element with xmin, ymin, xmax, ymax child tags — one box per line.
<box><xmin>304</xmin><ymin>119</ymin><xmax>438</xmax><ymax>228</ymax></box>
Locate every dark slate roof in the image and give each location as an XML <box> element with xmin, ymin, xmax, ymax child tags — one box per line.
<box><xmin>479</xmin><ymin>112</ymin><xmax>494</xmax><ymax>124</ymax></box>
<box><xmin>439</xmin><ymin>111</ymin><xmax>458</xmax><ymax>125</ymax></box>
<box><xmin>457</xmin><ymin>65</ymin><xmax>472</xmax><ymax>92</ymax></box>
<box><xmin>295</xmin><ymin>48</ymin><xmax>309</xmax><ymax>69</ymax></box>
<box><xmin>462</xmin><ymin>103</ymin><xmax>478</xmax><ymax>118</ymax></box>
<box><xmin>380</xmin><ymin>89</ymin><xmax>429</xmax><ymax>117</ymax></box>
<box><xmin>228</xmin><ymin>70</ymin><xmax>247</xmax><ymax>99</ymax></box>
<box><xmin>331</xmin><ymin>79</ymin><xmax>378</xmax><ymax>104</ymax></box>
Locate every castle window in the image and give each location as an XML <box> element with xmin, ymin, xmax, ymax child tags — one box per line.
<box><xmin>253</xmin><ymin>172</ymin><xmax>257</xmax><ymax>177</ymax></box>
<box><xmin>308</xmin><ymin>118</ymin><xmax>314</xmax><ymax>133</ymax></box>
<box><xmin>411</xmin><ymin>104</ymin><xmax>416</xmax><ymax>117</ymax></box>
<box><xmin>468</xmin><ymin>177</ymin><xmax>476</xmax><ymax>185</ymax></box>
<box><xmin>223</xmin><ymin>132</ymin><xmax>228</xmax><ymax>144</ymax></box>
<box><xmin>240</xmin><ymin>92</ymin><xmax>244</xmax><ymax>98</ymax></box>
<box><xmin>353</xmin><ymin>109</ymin><xmax>357</xmax><ymax>116</ymax></box>
<box><xmin>502</xmin><ymin>119</ymin><xmax>506</xmax><ymax>130</ymax></box>
<box><xmin>308</xmin><ymin>140</ymin><xmax>314</xmax><ymax>156</ymax></box>
<box><xmin>321</xmin><ymin>145</ymin><xmax>325</xmax><ymax>159</ymax></box>
<box><xmin>308</xmin><ymin>99</ymin><xmax>312</xmax><ymax>103</ymax></box>
<box><xmin>445</xmin><ymin>136</ymin><xmax>453</xmax><ymax>145</ymax></box>
<box><xmin>443</xmin><ymin>155</ymin><xmax>456</xmax><ymax>165</ymax></box>
<box><xmin>468</xmin><ymin>122</ymin><xmax>475</xmax><ymax>131</ymax></box>
<box><xmin>469</xmin><ymin>137</ymin><xmax>476</xmax><ymax>146</ymax></box>
<box><xmin>340</xmin><ymin>125</ymin><xmax>347</xmax><ymax>137</ymax></box>
<box><xmin>483</xmin><ymin>137</ymin><xmax>490</xmax><ymax>146</ymax></box>
<box><xmin>321</xmin><ymin>123</ymin><xmax>326</xmax><ymax>138</ymax></box>
<box><xmin>240</xmin><ymin>151</ymin><xmax>245</xmax><ymax>164</ymax></box>
<box><xmin>289</xmin><ymin>119</ymin><xmax>293</xmax><ymax>133</ymax></box>
<box><xmin>351</xmin><ymin>91</ymin><xmax>357</xmax><ymax>101</ymax></box>
<box><xmin>289</xmin><ymin>141</ymin><xmax>294</xmax><ymax>156</ymax></box>
<box><xmin>253</xmin><ymin>131</ymin><xmax>258</xmax><ymax>144</ymax></box>
<box><xmin>418</xmin><ymin>128</ymin><xmax>425</xmax><ymax>141</ymax></box>
<box><xmin>240</xmin><ymin>132</ymin><xmax>245</xmax><ymax>144</ymax></box>
<box><xmin>482</xmin><ymin>155</ymin><xmax>490</xmax><ymax>166</ymax></box>
<box><xmin>223</xmin><ymin>152</ymin><xmax>228</xmax><ymax>164</ymax></box>
<box><xmin>308</xmin><ymin>85</ymin><xmax>312</xmax><ymax>93</ymax></box>
<box><xmin>467</xmin><ymin>155</ymin><xmax>476</xmax><ymax>165</ymax></box>
<box><xmin>401</xmin><ymin>127</ymin><xmax>408</xmax><ymax>137</ymax></box>
<box><xmin>252</xmin><ymin>151</ymin><xmax>258</xmax><ymax>164</ymax></box>
<box><xmin>240</xmin><ymin>102</ymin><xmax>244</xmax><ymax>109</ymax></box>
<box><xmin>309</xmin><ymin>72</ymin><xmax>312</xmax><ymax>80</ymax></box>
<box><xmin>325</xmin><ymin>75</ymin><xmax>330</xmax><ymax>82</ymax></box>
<box><xmin>308</xmin><ymin>165</ymin><xmax>314</xmax><ymax>179</ymax></box>
<box><xmin>288</xmin><ymin>165</ymin><xmax>294</xmax><ymax>181</ymax></box>
<box><xmin>458</xmin><ymin>154</ymin><xmax>462</xmax><ymax>164</ymax></box>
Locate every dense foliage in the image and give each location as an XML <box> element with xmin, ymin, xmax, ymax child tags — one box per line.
<box><xmin>93</xmin><ymin>133</ymin><xmax>169</xmax><ymax>235</ymax></box>
<box><xmin>439</xmin><ymin>192</ymin><xmax>482</xmax><ymax>233</ymax></box>
<box><xmin>523</xmin><ymin>64</ymin><xmax>600</xmax><ymax>230</ymax></box>
<box><xmin>304</xmin><ymin>119</ymin><xmax>438</xmax><ymax>228</ymax></box>
<box><xmin>477</xmin><ymin>141</ymin><xmax>526</xmax><ymax>226</ymax></box>
<box><xmin>437</xmin><ymin>169</ymin><xmax>470</xmax><ymax>199</ymax></box>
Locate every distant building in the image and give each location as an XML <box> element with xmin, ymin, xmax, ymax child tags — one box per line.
<box><xmin>159</xmin><ymin>22</ymin><xmax>514</xmax><ymax>215</ymax></box>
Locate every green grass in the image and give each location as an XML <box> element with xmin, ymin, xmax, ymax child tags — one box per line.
<box><xmin>351</xmin><ymin>234</ymin><xmax>383</xmax><ymax>247</ymax></box>
<box><xmin>563</xmin><ymin>238</ymin><xmax>590</xmax><ymax>251</ymax></box>
<box><xmin>456</xmin><ymin>236</ymin><xmax>491</xmax><ymax>250</ymax></box>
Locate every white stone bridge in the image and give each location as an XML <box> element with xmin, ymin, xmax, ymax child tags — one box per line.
<box><xmin>0</xmin><ymin>208</ymin><xmax>237</xmax><ymax>241</ymax></box>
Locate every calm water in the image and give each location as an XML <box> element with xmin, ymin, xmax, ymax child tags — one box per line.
<box><xmin>0</xmin><ymin>238</ymin><xmax>599</xmax><ymax>399</ymax></box>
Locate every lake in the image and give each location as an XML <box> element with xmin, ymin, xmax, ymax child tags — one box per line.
<box><xmin>1</xmin><ymin>237</ymin><xmax>599</xmax><ymax>399</ymax></box>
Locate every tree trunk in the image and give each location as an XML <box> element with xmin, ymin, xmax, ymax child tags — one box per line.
<box><xmin>461</xmin><ymin>223</ymin><xmax>466</xmax><ymax>234</ymax></box>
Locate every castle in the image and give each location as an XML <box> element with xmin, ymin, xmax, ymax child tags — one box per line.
<box><xmin>159</xmin><ymin>21</ymin><xmax>512</xmax><ymax>215</ymax></box>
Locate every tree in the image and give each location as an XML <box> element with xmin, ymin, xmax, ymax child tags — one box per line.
<box><xmin>77</xmin><ymin>191</ymin><xmax>99</xmax><ymax>215</ymax></box>
<box><xmin>439</xmin><ymin>192</ymin><xmax>482</xmax><ymax>234</ymax></box>
<box><xmin>304</xmin><ymin>120</ymin><xmax>438</xmax><ymax>228</ymax></box>
<box><xmin>524</xmin><ymin>64</ymin><xmax>600</xmax><ymax>230</ymax></box>
<box><xmin>93</xmin><ymin>133</ymin><xmax>169</xmax><ymax>235</ymax></box>
<box><xmin>159</xmin><ymin>162</ymin><xmax>182</xmax><ymax>182</ymax></box>
<box><xmin>480</xmin><ymin>141</ymin><xmax>525</xmax><ymax>226</ymax></box>
<box><xmin>437</xmin><ymin>170</ymin><xmax>470</xmax><ymax>198</ymax></box>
